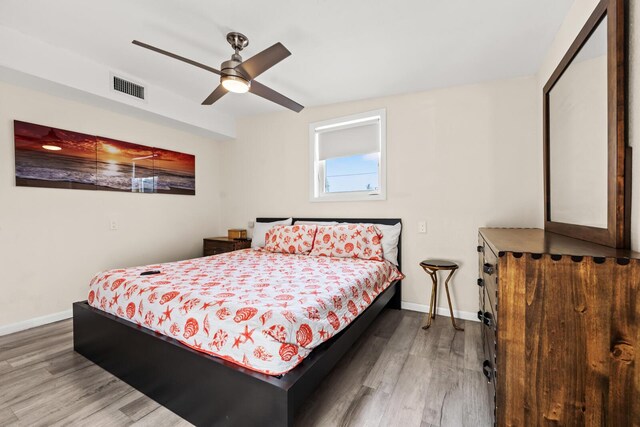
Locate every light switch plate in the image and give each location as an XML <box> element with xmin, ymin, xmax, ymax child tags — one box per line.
<box><xmin>418</xmin><ymin>221</ymin><xmax>427</xmax><ymax>233</ymax></box>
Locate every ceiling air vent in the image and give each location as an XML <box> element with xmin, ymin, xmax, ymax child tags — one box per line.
<box><xmin>112</xmin><ymin>75</ymin><xmax>145</xmax><ymax>100</ymax></box>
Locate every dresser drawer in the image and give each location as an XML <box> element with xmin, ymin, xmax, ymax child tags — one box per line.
<box><xmin>482</xmin><ymin>315</ymin><xmax>496</xmax><ymax>364</ymax></box>
<box><xmin>478</xmin><ymin>235</ymin><xmax>498</xmax><ymax>325</ymax></box>
<box><xmin>204</xmin><ymin>241</ymin><xmax>229</xmax><ymax>253</ymax></box>
<box><xmin>481</xmin><ymin>250</ymin><xmax>498</xmax><ymax>319</ymax></box>
<box><xmin>482</xmin><ymin>268</ymin><xmax>498</xmax><ymax>308</ymax></box>
<box><xmin>203</xmin><ymin>238</ymin><xmax>251</xmax><ymax>256</ymax></box>
<box><xmin>482</xmin><ymin>281</ymin><xmax>497</xmax><ymax>326</ymax></box>
<box><xmin>487</xmin><ymin>376</ymin><xmax>496</xmax><ymax>427</ymax></box>
<box><xmin>481</xmin><ymin>286</ymin><xmax>497</xmax><ymax>354</ymax></box>
<box><xmin>203</xmin><ymin>245</ymin><xmax>227</xmax><ymax>256</ymax></box>
<box><xmin>482</xmin><ymin>351</ymin><xmax>497</xmax><ymax>427</ymax></box>
<box><xmin>477</xmin><ymin>234</ymin><xmax>487</xmax><ymax>272</ymax></box>
<box><xmin>482</xmin><ymin>319</ymin><xmax>497</xmax><ymax>423</ymax></box>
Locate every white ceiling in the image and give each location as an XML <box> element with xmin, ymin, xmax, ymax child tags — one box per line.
<box><xmin>0</xmin><ymin>0</ymin><xmax>573</xmax><ymax>118</ymax></box>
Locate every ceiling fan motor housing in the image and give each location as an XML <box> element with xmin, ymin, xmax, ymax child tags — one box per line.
<box><xmin>220</xmin><ymin>56</ymin><xmax>251</xmax><ymax>87</ymax></box>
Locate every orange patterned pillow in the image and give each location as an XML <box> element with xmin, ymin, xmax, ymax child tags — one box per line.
<box><xmin>264</xmin><ymin>225</ymin><xmax>318</xmax><ymax>254</ymax></box>
<box><xmin>310</xmin><ymin>224</ymin><xmax>384</xmax><ymax>261</ymax></box>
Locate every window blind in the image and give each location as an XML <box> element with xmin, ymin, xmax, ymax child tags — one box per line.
<box><xmin>317</xmin><ymin>119</ymin><xmax>380</xmax><ymax>161</ymax></box>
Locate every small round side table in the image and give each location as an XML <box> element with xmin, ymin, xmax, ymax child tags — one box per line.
<box><xmin>419</xmin><ymin>259</ymin><xmax>464</xmax><ymax>331</ymax></box>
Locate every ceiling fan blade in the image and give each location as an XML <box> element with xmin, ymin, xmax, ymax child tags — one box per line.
<box><xmin>132</xmin><ymin>40</ymin><xmax>221</xmax><ymax>75</ymax></box>
<box><xmin>202</xmin><ymin>85</ymin><xmax>228</xmax><ymax>105</ymax></box>
<box><xmin>249</xmin><ymin>80</ymin><xmax>304</xmax><ymax>112</ymax></box>
<box><xmin>236</xmin><ymin>43</ymin><xmax>291</xmax><ymax>80</ymax></box>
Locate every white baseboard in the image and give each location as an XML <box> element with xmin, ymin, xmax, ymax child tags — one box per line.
<box><xmin>401</xmin><ymin>302</ymin><xmax>478</xmax><ymax>322</ymax></box>
<box><xmin>0</xmin><ymin>309</ymin><xmax>73</xmax><ymax>337</ymax></box>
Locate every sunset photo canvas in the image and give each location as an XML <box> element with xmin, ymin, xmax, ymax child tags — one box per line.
<box><xmin>14</xmin><ymin>120</ymin><xmax>97</xmax><ymax>190</ymax></box>
<box><xmin>97</xmin><ymin>137</ymin><xmax>155</xmax><ymax>193</ymax></box>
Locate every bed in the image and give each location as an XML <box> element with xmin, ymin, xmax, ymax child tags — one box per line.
<box><xmin>73</xmin><ymin>217</ymin><xmax>402</xmax><ymax>426</ymax></box>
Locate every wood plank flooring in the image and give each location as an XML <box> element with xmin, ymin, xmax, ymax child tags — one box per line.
<box><xmin>0</xmin><ymin>310</ymin><xmax>491</xmax><ymax>426</ymax></box>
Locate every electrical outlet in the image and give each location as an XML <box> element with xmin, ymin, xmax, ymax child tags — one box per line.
<box><xmin>418</xmin><ymin>221</ymin><xmax>427</xmax><ymax>234</ymax></box>
<box><xmin>110</xmin><ymin>219</ymin><xmax>119</xmax><ymax>231</ymax></box>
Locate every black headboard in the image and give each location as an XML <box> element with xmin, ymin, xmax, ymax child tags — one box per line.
<box><xmin>255</xmin><ymin>217</ymin><xmax>402</xmax><ymax>272</ymax></box>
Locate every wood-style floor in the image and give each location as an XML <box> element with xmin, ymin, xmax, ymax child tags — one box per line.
<box><xmin>0</xmin><ymin>309</ymin><xmax>491</xmax><ymax>426</ymax></box>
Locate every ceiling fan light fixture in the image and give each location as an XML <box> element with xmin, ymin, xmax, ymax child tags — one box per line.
<box><xmin>221</xmin><ymin>75</ymin><xmax>250</xmax><ymax>93</ymax></box>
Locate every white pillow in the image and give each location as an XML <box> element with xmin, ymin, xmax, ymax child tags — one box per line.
<box><xmin>251</xmin><ymin>218</ymin><xmax>292</xmax><ymax>249</ymax></box>
<box><xmin>294</xmin><ymin>220</ymin><xmax>339</xmax><ymax>226</ymax></box>
<box><xmin>361</xmin><ymin>222</ymin><xmax>402</xmax><ymax>265</ymax></box>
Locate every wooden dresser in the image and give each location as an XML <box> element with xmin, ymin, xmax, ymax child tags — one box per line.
<box><xmin>477</xmin><ymin>228</ymin><xmax>639</xmax><ymax>426</ymax></box>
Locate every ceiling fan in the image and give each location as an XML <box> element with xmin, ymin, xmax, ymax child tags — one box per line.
<box><xmin>132</xmin><ymin>32</ymin><xmax>304</xmax><ymax>112</ymax></box>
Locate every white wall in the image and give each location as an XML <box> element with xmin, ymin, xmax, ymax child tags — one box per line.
<box><xmin>0</xmin><ymin>80</ymin><xmax>223</xmax><ymax>330</ymax></box>
<box><xmin>220</xmin><ymin>77</ymin><xmax>540</xmax><ymax>317</ymax></box>
<box><xmin>538</xmin><ymin>0</ymin><xmax>640</xmax><ymax>251</ymax></box>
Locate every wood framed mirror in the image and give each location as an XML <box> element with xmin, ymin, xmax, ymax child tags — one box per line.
<box><xmin>543</xmin><ymin>0</ymin><xmax>629</xmax><ymax>248</ymax></box>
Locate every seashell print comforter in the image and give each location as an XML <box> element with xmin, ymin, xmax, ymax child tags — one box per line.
<box><xmin>87</xmin><ymin>249</ymin><xmax>404</xmax><ymax>375</ymax></box>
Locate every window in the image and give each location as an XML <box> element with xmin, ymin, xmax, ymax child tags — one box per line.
<box><xmin>309</xmin><ymin>109</ymin><xmax>386</xmax><ymax>202</ymax></box>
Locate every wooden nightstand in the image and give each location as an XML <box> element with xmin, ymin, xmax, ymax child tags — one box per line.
<box><xmin>203</xmin><ymin>237</ymin><xmax>251</xmax><ymax>256</ymax></box>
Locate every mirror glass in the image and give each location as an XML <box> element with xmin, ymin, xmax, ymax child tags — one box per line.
<box><xmin>549</xmin><ymin>16</ymin><xmax>608</xmax><ymax>228</ymax></box>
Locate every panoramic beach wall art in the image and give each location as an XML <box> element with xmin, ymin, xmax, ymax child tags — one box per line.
<box><xmin>14</xmin><ymin>120</ymin><xmax>195</xmax><ymax>195</ymax></box>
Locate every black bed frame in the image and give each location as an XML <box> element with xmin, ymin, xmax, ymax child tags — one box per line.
<box><xmin>73</xmin><ymin>218</ymin><xmax>402</xmax><ymax>426</ymax></box>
